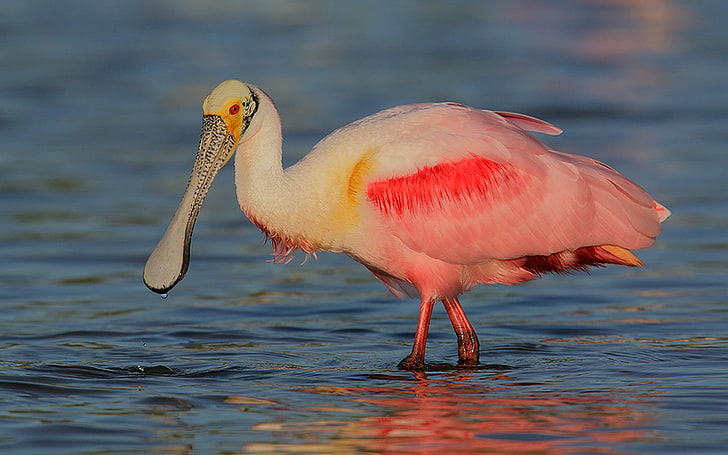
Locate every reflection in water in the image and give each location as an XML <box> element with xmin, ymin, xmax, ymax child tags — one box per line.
<box><xmin>243</xmin><ymin>371</ymin><xmax>656</xmax><ymax>454</ymax></box>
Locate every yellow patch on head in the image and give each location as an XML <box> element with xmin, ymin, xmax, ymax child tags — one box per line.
<box><xmin>202</xmin><ymin>80</ymin><xmax>255</xmax><ymax>141</ymax></box>
<box><xmin>220</xmin><ymin>100</ymin><xmax>245</xmax><ymax>138</ymax></box>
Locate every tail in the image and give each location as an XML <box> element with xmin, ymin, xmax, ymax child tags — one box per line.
<box><xmin>654</xmin><ymin>201</ymin><xmax>671</xmax><ymax>223</ymax></box>
<box><xmin>521</xmin><ymin>244</ymin><xmax>645</xmax><ymax>277</ymax></box>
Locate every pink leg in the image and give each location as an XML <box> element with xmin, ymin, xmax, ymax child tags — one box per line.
<box><xmin>442</xmin><ymin>297</ymin><xmax>480</xmax><ymax>366</ymax></box>
<box><xmin>398</xmin><ymin>299</ymin><xmax>435</xmax><ymax>370</ymax></box>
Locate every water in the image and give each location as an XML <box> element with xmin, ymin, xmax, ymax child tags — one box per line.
<box><xmin>1</xmin><ymin>1</ymin><xmax>726</xmax><ymax>453</ymax></box>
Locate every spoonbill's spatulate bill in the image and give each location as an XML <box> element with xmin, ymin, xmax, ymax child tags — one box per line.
<box><xmin>144</xmin><ymin>80</ymin><xmax>669</xmax><ymax>370</ymax></box>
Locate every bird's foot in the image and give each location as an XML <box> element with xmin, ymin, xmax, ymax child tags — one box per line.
<box><xmin>398</xmin><ymin>354</ymin><xmax>426</xmax><ymax>370</ymax></box>
<box><xmin>456</xmin><ymin>332</ymin><xmax>480</xmax><ymax>366</ymax></box>
<box><xmin>457</xmin><ymin>357</ymin><xmax>480</xmax><ymax>368</ymax></box>
<box><xmin>457</xmin><ymin>346</ymin><xmax>480</xmax><ymax>367</ymax></box>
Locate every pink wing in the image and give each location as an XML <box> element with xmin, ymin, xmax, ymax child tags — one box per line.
<box><xmin>364</xmin><ymin>104</ymin><xmax>669</xmax><ymax>264</ymax></box>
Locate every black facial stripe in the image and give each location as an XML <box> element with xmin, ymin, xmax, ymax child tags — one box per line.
<box><xmin>241</xmin><ymin>89</ymin><xmax>260</xmax><ymax>133</ymax></box>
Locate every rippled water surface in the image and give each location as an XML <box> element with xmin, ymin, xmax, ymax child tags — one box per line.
<box><xmin>1</xmin><ymin>1</ymin><xmax>727</xmax><ymax>453</ymax></box>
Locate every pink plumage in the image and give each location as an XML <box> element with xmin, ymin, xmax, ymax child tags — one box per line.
<box><xmin>144</xmin><ymin>80</ymin><xmax>669</xmax><ymax>370</ymax></box>
<box><xmin>320</xmin><ymin>102</ymin><xmax>668</xmax><ymax>368</ymax></box>
<box><xmin>363</xmin><ymin>105</ymin><xmax>666</xmax><ymax>265</ymax></box>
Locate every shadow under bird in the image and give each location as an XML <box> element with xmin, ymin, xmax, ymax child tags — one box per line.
<box><xmin>144</xmin><ymin>80</ymin><xmax>670</xmax><ymax>370</ymax></box>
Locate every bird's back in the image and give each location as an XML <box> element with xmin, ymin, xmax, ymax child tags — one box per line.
<box><xmin>285</xmin><ymin>103</ymin><xmax>668</xmax><ymax>288</ymax></box>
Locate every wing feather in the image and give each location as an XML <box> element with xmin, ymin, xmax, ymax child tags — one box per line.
<box><xmin>362</xmin><ymin>106</ymin><xmax>667</xmax><ymax>265</ymax></box>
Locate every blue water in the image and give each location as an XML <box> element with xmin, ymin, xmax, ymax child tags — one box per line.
<box><xmin>1</xmin><ymin>1</ymin><xmax>727</xmax><ymax>453</ymax></box>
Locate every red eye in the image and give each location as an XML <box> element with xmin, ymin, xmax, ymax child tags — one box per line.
<box><xmin>229</xmin><ymin>104</ymin><xmax>240</xmax><ymax>115</ymax></box>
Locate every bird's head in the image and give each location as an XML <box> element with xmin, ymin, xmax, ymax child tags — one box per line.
<box><xmin>202</xmin><ymin>79</ymin><xmax>259</xmax><ymax>152</ymax></box>
<box><xmin>143</xmin><ymin>80</ymin><xmax>259</xmax><ymax>295</ymax></box>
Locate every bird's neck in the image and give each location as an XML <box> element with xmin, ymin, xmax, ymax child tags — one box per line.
<box><xmin>234</xmin><ymin>90</ymin><xmax>286</xmax><ymax>215</ymax></box>
<box><xmin>233</xmin><ymin>91</ymin><xmax>317</xmax><ymax>258</ymax></box>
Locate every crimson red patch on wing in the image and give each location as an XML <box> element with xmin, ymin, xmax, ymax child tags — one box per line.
<box><xmin>367</xmin><ymin>154</ymin><xmax>523</xmax><ymax>216</ymax></box>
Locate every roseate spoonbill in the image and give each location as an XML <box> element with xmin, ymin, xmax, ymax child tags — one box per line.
<box><xmin>144</xmin><ymin>80</ymin><xmax>669</xmax><ymax>370</ymax></box>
